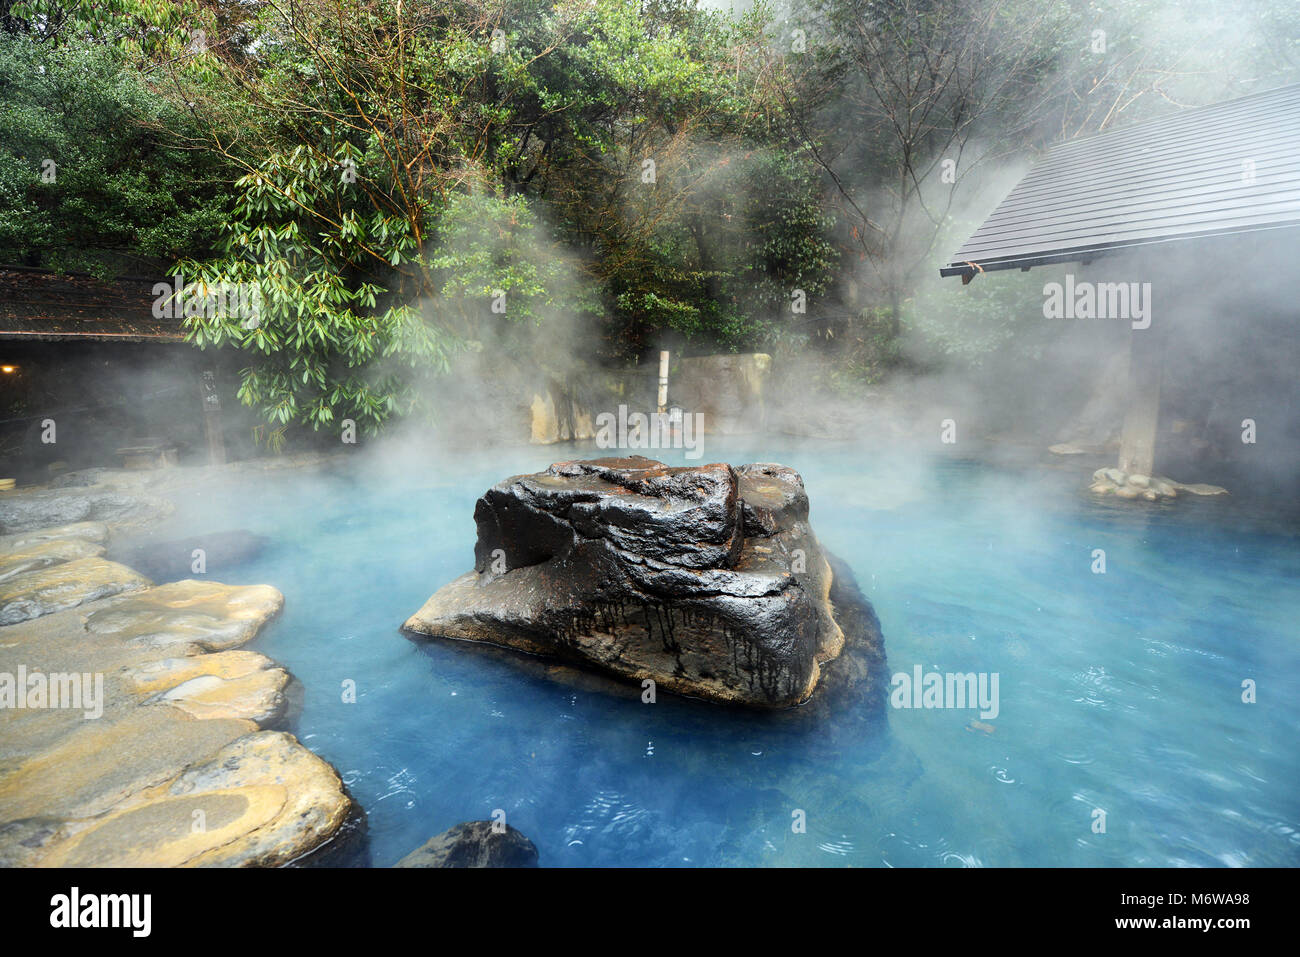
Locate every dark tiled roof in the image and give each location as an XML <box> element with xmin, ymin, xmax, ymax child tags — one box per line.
<box><xmin>942</xmin><ymin>83</ymin><xmax>1300</xmax><ymax>279</ymax></box>
<box><xmin>0</xmin><ymin>267</ymin><xmax>186</xmax><ymax>341</ymax></box>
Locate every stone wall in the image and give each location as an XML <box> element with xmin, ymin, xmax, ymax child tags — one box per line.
<box><xmin>529</xmin><ymin>378</ymin><xmax>598</xmax><ymax>445</ymax></box>
<box><xmin>665</xmin><ymin>353</ymin><xmax>773</xmax><ymax>435</ymax></box>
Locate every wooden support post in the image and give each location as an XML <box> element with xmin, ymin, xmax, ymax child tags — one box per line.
<box><xmin>657</xmin><ymin>350</ymin><xmax>670</xmax><ymax>414</ymax></box>
<box><xmin>1117</xmin><ymin>325</ymin><xmax>1163</xmax><ymax>476</ymax></box>
<box><xmin>199</xmin><ymin>369</ymin><xmax>227</xmax><ymax>466</ymax></box>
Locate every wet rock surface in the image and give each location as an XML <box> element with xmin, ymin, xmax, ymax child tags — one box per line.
<box><xmin>0</xmin><ymin>537</ymin><xmax>106</xmax><ymax>583</ymax></box>
<box><xmin>0</xmin><ymin>556</ymin><xmax>151</xmax><ymax>626</ymax></box>
<box><xmin>0</xmin><ymin>486</ymin><xmax>174</xmax><ymax>535</ymax></box>
<box><xmin>404</xmin><ymin>456</ymin><xmax>884</xmax><ymax>710</ymax></box>
<box><xmin>0</xmin><ymin>479</ymin><xmax>352</xmax><ymax>867</ymax></box>
<box><xmin>396</xmin><ymin>821</ymin><xmax>540</xmax><ymax>868</ymax></box>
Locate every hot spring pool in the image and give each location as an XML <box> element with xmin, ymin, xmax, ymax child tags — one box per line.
<box><xmin>143</xmin><ymin>440</ymin><xmax>1300</xmax><ymax>867</ymax></box>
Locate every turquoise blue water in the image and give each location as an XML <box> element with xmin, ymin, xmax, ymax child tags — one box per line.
<box><xmin>150</xmin><ymin>440</ymin><xmax>1300</xmax><ymax>867</ymax></box>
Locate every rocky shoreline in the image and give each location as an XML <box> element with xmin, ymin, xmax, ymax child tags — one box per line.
<box><xmin>1087</xmin><ymin>467</ymin><xmax>1228</xmax><ymax>501</ymax></box>
<box><xmin>0</xmin><ymin>467</ymin><xmax>353</xmax><ymax>867</ymax></box>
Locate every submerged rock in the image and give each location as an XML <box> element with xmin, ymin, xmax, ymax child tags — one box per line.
<box><xmin>111</xmin><ymin>529</ymin><xmax>269</xmax><ymax>583</ymax></box>
<box><xmin>396</xmin><ymin>821</ymin><xmax>539</xmax><ymax>868</ymax></box>
<box><xmin>403</xmin><ymin>456</ymin><xmax>883</xmax><ymax>709</ymax></box>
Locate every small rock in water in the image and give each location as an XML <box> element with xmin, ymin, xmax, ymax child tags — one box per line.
<box><xmin>1177</xmin><ymin>482</ymin><xmax>1229</xmax><ymax>496</ymax></box>
<box><xmin>395</xmin><ymin>821</ymin><xmax>539</xmax><ymax>868</ymax></box>
<box><xmin>1087</xmin><ymin>467</ymin><xmax>1221</xmax><ymax>502</ymax></box>
<box><xmin>1151</xmin><ymin>478</ymin><xmax>1178</xmax><ymax>497</ymax></box>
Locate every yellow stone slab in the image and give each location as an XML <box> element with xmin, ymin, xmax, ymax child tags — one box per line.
<box><xmin>82</xmin><ymin>580</ymin><xmax>283</xmax><ymax>651</ymax></box>
<box><xmin>123</xmin><ymin>650</ymin><xmax>278</xmax><ymax>694</ymax></box>
<box><xmin>0</xmin><ymin>557</ymin><xmax>150</xmax><ymax>625</ymax></box>
<box><xmin>0</xmin><ymin>522</ymin><xmax>108</xmax><ymax>552</ymax></box>
<box><xmin>39</xmin><ymin>785</ymin><xmax>288</xmax><ymax>868</ymax></box>
<box><xmin>0</xmin><ymin>707</ymin><xmax>255</xmax><ymax>822</ymax></box>
<box><xmin>0</xmin><ymin>539</ymin><xmax>106</xmax><ymax>583</ymax></box>
<box><xmin>157</xmin><ymin>668</ymin><xmax>289</xmax><ymax>724</ymax></box>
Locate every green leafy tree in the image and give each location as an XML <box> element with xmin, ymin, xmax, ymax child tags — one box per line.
<box><xmin>169</xmin><ymin>0</ymin><xmax>599</xmax><ymax>433</ymax></box>
<box><xmin>0</xmin><ymin>31</ymin><xmax>231</xmax><ymax>275</ymax></box>
<box><xmin>497</xmin><ymin>0</ymin><xmax>839</xmax><ymax>357</ymax></box>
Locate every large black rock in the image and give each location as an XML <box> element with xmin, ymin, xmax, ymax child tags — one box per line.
<box><xmin>402</xmin><ymin>456</ymin><xmax>883</xmax><ymax>709</ymax></box>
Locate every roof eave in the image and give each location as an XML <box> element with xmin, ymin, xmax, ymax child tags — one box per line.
<box><xmin>941</xmin><ymin>219</ymin><xmax>1300</xmax><ymax>281</ymax></box>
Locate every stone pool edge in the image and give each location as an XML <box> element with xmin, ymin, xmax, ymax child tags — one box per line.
<box><xmin>0</xmin><ymin>464</ymin><xmax>355</xmax><ymax>867</ymax></box>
